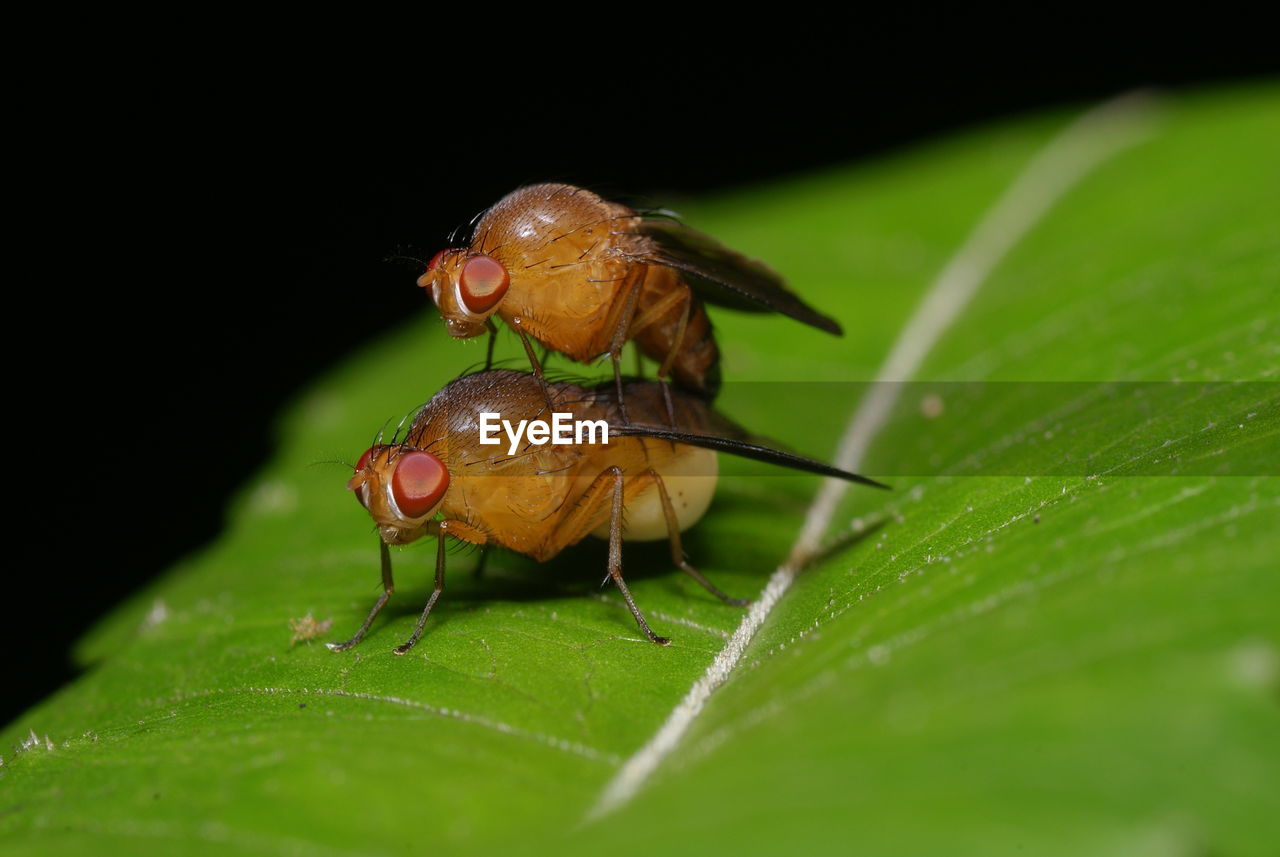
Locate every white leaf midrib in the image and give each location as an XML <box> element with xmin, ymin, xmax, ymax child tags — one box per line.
<box><xmin>586</xmin><ymin>93</ymin><xmax>1160</xmax><ymax>822</ymax></box>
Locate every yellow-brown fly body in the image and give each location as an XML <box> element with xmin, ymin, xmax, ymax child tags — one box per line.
<box><xmin>419</xmin><ymin>184</ymin><xmax>842</xmax><ymax>400</ymax></box>
<box><xmin>331</xmin><ymin>370</ymin><xmax>885</xmax><ymax>654</ymax></box>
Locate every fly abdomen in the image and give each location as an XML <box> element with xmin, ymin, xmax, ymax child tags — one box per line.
<box><xmin>632</xmin><ymin>268</ymin><xmax>721</xmax><ymax>398</ymax></box>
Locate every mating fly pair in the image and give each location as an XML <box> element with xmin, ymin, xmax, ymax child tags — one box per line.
<box><xmin>330</xmin><ymin>185</ymin><xmax>882</xmax><ymax>653</ymax></box>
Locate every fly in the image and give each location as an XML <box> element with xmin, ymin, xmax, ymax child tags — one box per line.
<box><xmin>418</xmin><ymin>184</ymin><xmax>842</xmax><ymax>409</ymax></box>
<box><xmin>330</xmin><ymin>369</ymin><xmax>886</xmax><ymax>654</ymax></box>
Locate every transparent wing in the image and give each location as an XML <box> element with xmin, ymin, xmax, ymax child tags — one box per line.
<box><xmin>625</xmin><ymin>217</ymin><xmax>843</xmax><ymax>335</ymax></box>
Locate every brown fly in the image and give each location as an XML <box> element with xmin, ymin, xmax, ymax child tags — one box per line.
<box><xmin>329</xmin><ymin>370</ymin><xmax>886</xmax><ymax>654</ymax></box>
<box><xmin>417</xmin><ymin>183</ymin><xmax>841</xmax><ymax>404</ymax></box>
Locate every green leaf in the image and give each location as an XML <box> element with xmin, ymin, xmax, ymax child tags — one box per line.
<box><xmin>3</xmin><ymin>85</ymin><xmax>1276</xmax><ymax>857</ymax></box>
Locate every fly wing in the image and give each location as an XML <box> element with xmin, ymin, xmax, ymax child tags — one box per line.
<box><xmin>615</xmin><ymin>423</ymin><xmax>887</xmax><ymax>488</ymax></box>
<box><xmin>626</xmin><ymin>217</ymin><xmax>843</xmax><ymax>335</ymax></box>
<box><xmin>598</xmin><ymin>379</ymin><xmax>884</xmax><ymax>487</ymax></box>
<box><xmin>611</xmin><ymin>393</ymin><xmax>888</xmax><ymax>490</ymax></box>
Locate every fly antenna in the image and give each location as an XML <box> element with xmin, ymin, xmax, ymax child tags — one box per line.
<box><xmin>384</xmin><ymin>252</ymin><xmax>427</xmax><ymax>269</ymax></box>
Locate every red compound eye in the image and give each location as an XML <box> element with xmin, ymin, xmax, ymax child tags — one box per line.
<box><xmin>390</xmin><ymin>450</ymin><xmax>449</xmax><ymax>519</ymax></box>
<box><xmin>458</xmin><ymin>254</ymin><xmax>509</xmax><ymax>314</ymax></box>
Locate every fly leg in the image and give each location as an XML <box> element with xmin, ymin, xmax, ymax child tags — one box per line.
<box><xmin>483</xmin><ymin>319</ymin><xmax>499</xmax><ymax>370</ymax></box>
<box><xmin>653</xmin><ymin>292</ymin><xmax>692</xmax><ymax>383</ymax></box>
<box><xmin>627</xmin><ymin>285</ymin><xmax>693</xmax><ymax>428</ymax></box>
<box><xmin>654</xmin><ymin>292</ymin><xmax>691</xmax><ymax>428</ymax></box>
<box><xmin>509</xmin><ymin>316</ymin><xmax>556</xmax><ymax>411</ymax></box>
<box><xmin>472</xmin><ymin>545</ymin><xmax>490</xmax><ymax>579</ymax></box>
<box><xmin>607</xmin><ymin>273</ymin><xmax>646</xmax><ymax>425</ymax></box>
<box><xmin>392</xmin><ymin>520</ymin><xmax>488</xmax><ymax>654</ymax></box>
<box><xmin>604</xmin><ymin>466</ymin><xmax>671</xmax><ymax>645</ymax></box>
<box><xmin>328</xmin><ymin>540</ymin><xmax>395</xmax><ymax>652</ymax></box>
<box><xmin>393</xmin><ymin>529</ymin><xmax>448</xmax><ymax>655</ymax></box>
<box><xmin>645</xmin><ymin>468</ymin><xmax>749</xmax><ymax>607</ymax></box>
<box><xmin>553</xmin><ymin>466</ymin><xmax>670</xmax><ymax>645</ymax></box>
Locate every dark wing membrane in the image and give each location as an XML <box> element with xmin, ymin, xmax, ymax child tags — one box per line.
<box><xmin>602</xmin><ymin>378</ymin><xmax>884</xmax><ymax>487</ymax></box>
<box><xmin>630</xmin><ymin>218</ymin><xmax>843</xmax><ymax>335</ymax></box>
<box><xmin>614</xmin><ymin>423</ymin><xmax>889</xmax><ymax>489</ymax></box>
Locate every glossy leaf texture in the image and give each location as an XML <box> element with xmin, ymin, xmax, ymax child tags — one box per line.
<box><xmin>2</xmin><ymin>84</ymin><xmax>1277</xmax><ymax>857</ymax></box>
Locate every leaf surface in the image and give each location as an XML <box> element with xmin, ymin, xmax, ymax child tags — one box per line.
<box><xmin>3</xmin><ymin>85</ymin><xmax>1276</xmax><ymax>857</ymax></box>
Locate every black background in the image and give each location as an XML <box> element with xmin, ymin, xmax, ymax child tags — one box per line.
<box><xmin>8</xmin><ymin>26</ymin><xmax>1275</xmax><ymax>726</ymax></box>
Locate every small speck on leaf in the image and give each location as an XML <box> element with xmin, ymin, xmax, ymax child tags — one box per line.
<box><xmin>1227</xmin><ymin>640</ymin><xmax>1278</xmax><ymax>692</ymax></box>
<box><xmin>140</xmin><ymin>599</ymin><xmax>169</xmax><ymax>632</ymax></box>
<box><xmin>920</xmin><ymin>394</ymin><xmax>945</xmax><ymax>419</ymax></box>
<box><xmin>289</xmin><ymin>614</ymin><xmax>334</xmax><ymax>645</ymax></box>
